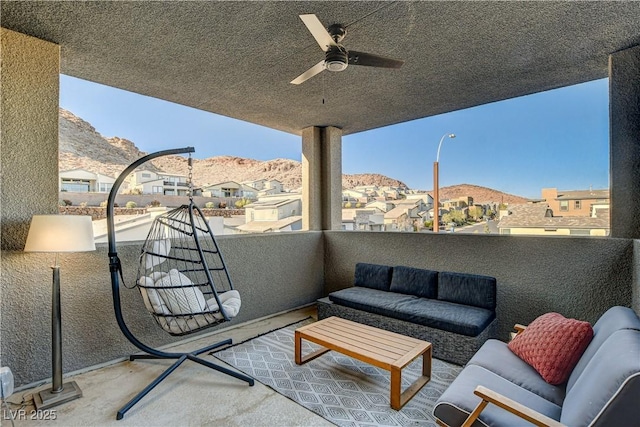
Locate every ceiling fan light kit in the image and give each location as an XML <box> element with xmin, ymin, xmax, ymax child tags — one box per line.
<box><xmin>291</xmin><ymin>14</ymin><xmax>404</xmax><ymax>85</ymax></box>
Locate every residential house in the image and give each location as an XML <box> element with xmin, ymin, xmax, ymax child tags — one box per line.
<box><xmin>342</xmin><ymin>208</ymin><xmax>383</xmax><ymax>231</ymax></box>
<box><xmin>498</xmin><ymin>203</ymin><xmax>609</xmax><ymax>236</ymax></box>
<box><xmin>244</xmin><ymin>179</ymin><xmax>284</xmax><ymax>196</ymax></box>
<box><xmin>342</xmin><ymin>188</ymin><xmax>368</xmax><ymax>205</ymax></box>
<box><xmin>202</xmin><ymin>181</ymin><xmax>258</xmax><ymax>198</ymax></box>
<box><xmin>365</xmin><ymin>200</ymin><xmax>395</xmax><ymax>213</ymax></box>
<box><xmin>383</xmin><ymin>206</ymin><xmax>410</xmax><ymax>231</ymax></box>
<box><xmin>129</xmin><ymin>170</ymin><xmax>190</xmax><ymax>196</ymax></box>
<box><xmin>541</xmin><ymin>187</ymin><xmax>610</xmax><ymax>217</ymax></box>
<box><xmin>59</xmin><ymin>169</ymin><xmax>115</xmax><ymax>193</ymax></box>
<box><xmin>238</xmin><ymin>195</ymin><xmax>302</xmax><ymax>233</ymax></box>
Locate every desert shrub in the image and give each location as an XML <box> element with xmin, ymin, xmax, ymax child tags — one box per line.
<box><xmin>79</xmin><ymin>201</ymin><xmax>88</xmax><ymax>208</ymax></box>
<box><xmin>149</xmin><ymin>200</ymin><xmax>161</xmax><ymax>207</ymax></box>
<box><xmin>205</xmin><ymin>202</ymin><xmax>215</xmax><ymax>209</ymax></box>
<box><xmin>125</xmin><ymin>201</ymin><xmax>137</xmax><ymax>209</ymax></box>
<box><xmin>234</xmin><ymin>198</ymin><xmax>251</xmax><ymax>208</ymax></box>
<box><xmin>100</xmin><ymin>200</ymin><xmax>108</xmax><ymax>208</ymax></box>
<box><xmin>63</xmin><ymin>199</ymin><xmax>72</xmax><ymax>206</ymax></box>
<box><xmin>218</xmin><ymin>202</ymin><xmax>227</xmax><ymax>209</ymax></box>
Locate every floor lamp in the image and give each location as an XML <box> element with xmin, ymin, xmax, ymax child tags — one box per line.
<box><xmin>24</xmin><ymin>215</ymin><xmax>95</xmax><ymax>410</ymax></box>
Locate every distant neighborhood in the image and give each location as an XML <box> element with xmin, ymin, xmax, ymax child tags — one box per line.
<box><xmin>59</xmin><ymin>166</ymin><xmax>610</xmax><ymax>240</ymax></box>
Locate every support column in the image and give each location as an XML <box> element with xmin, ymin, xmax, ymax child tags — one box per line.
<box><xmin>302</xmin><ymin>127</ymin><xmax>323</xmax><ymax>230</ymax></box>
<box><xmin>1</xmin><ymin>29</ymin><xmax>60</xmax><ymax>250</ymax></box>
<box><xmin>302</xmin><ymin>126</ymin><xmax>343</xmax><ymax>231</ymax></box>
<box><xmin>321</xmin><ymin>126</ymin><xmax>342</xmax><ymax>231</ymax></box>
<box><xmin>609</xmin><ymin>44</ymin><xmax>640</xmax><ymax>239</ymax></box>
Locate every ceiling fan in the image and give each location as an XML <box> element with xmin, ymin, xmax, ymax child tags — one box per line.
<box><xmin>290</xmin><ymin>14</ymin><xmax>404</xmax><ymax>85</ymax></box>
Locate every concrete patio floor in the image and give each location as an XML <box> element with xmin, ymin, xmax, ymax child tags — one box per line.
<box><xmin>4</xmin><ymin>306</ymin><xmax>332</xmax><ymax>426</ymax></box>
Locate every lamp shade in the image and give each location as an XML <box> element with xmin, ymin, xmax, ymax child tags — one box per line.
<box><xmin>24</xmin><ymin>215</ymin><xmax>96</xmax><ymax>253</ymax></box>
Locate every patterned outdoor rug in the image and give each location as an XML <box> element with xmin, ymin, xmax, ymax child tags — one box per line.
<box><xmin>213</xmin><ymin>319</ymin><xmax>462</xmax><ymax>426</ymax></box>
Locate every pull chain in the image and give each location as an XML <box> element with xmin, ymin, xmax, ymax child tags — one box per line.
<box><xmin>187</xmin><ymin>153</ymin><xmax>194</xmax><ymax>201</ymax></box>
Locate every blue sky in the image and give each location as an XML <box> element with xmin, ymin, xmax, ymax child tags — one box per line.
<box><xmin>60</xmin><ymin>75</ymin><xmax>609</xmax><ymax>199</ymax></box>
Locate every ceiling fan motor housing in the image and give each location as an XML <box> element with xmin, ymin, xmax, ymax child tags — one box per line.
<box><xmin>325</xmin><ymin>46</ymin><xmax>348</xmax><ymax>72</ymax></box>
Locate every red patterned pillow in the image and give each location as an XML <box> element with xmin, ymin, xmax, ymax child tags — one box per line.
<box><xmin>508</xmin><ymin>312</ymin><xmax>593</xmax><ymax>385</ymax></box>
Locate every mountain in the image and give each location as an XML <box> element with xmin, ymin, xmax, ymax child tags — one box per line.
<box><xmin>58</xmin><ymin>108</ymin><xmax>528</xmax><ymax>203</ymax></box>
<box><xmin>58</xmin><ymin>108</ymin><xmax>407</xmax><ymax>190</ymax></box>
<box><xmin>434</xmin><ymin>184</ymin><xmax>529</xmax><ymax>205</ymax></box>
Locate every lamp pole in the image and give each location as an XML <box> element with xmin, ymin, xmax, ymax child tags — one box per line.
<box><xmin>433</xmin><ymin>133</ymin><xmax>456</xmax><ymax>232</ymax></box>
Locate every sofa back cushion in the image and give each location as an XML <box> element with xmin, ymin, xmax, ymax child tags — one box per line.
<box><xmin>560</xmin><ymin>329</ymin><xmax>640</xmax><ymax>427</ymax></box>
<box><xmin>566</xmin><ymin>305</ymin><xmax>640</xmax><ymax>392</ymax></box>
<box><xmin>437</xmin><ymin>271</ymin><xmax>496</xmax><ymax>310</ymax></box>
<box><xmin>390</xmin><ymin>266</ymin><xmax>438</xmax><ymax>299</ymax></box>
<box><xmin>354</xmin><ymin>263</ymin><xmax>393</xmax><ymax>291</ymax></box>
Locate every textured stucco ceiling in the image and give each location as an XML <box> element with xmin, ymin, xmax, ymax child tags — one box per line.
<box><xmin>2</xmin><ymin>1</ymin><xmax>639</xmax><ymax>136</ymax></box>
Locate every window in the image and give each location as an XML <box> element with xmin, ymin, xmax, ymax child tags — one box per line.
<box><xmin>152</xmin><ymin>186</ymin><xmax>163</xmax><ymax>193</ymax></box>
<box><xmin>560</xmin><ymin>201</ymin><xmax>569</xmax><ymax>211</ymax></box>
<box><xmin>99</xmin><ymin>183</ymin><xmax>113</xmax><ymax>193</ymax></box>
<box><xmin>61</xmin><ymin>180</ymin><xmax>90</xmax><ymax>192</ymax></box>
<box><xmin>142</xmin><ymin>173</ymin><xmax>151</xmax><ymax>178</ymax></box>
<box><xmin>574</xmin><ymin>200</ymin><xmax>581</xmax><ymax>209</ymax></box>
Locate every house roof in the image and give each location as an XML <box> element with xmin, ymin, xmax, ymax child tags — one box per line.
<box><xmin>236</xmin><ymin>216</ymin><xmax>302</xmax><ymax>233</ymax></box>
<box><xmin>2</xmin><ymin>2</ymin><xmax>639</xmax><ymax>136</ymax></box>
<box><xmin>555</xmin><ymin>189</ymin><xmax>610</xmax><ymax>200</ymax></box>
<box><xmin>498</xmin><ymin>204</ymin><xmax>609</xmax><ymax>229</ymax></box>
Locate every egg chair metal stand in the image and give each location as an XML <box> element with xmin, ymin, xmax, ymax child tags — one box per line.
<box><xmin>106</xmin><ymin>147</ymin><xmax>254</xmax><ymax>420</ymax></box>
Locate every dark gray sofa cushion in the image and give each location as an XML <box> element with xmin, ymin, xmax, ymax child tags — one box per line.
<box><xmin>354</xmin><ymin>262</ymin><xmax>393</xmax><ymax>291</ymax></box>
<box><xmin>438</xmin><ymin>271</ymin><xmax>496</xmax><ymax>310</ymax></box>
<box><xmin>434</xmin><ymin>365</ymin><xmax>562</xmax><ymax>427</ymax></box>
<box><xmin>328</xmin><ymin>287</ymin><xmax>495</xmax><ymax>336</ymax></box>
<box><xmin>389</xmin><ymin>265</ymin><xmax>438</xmax><ymax>299</ymax></box>
<box><xmin>466</xmin><ymin>339</ymin><xmax>566</xmax><ymax>406</ymax></box>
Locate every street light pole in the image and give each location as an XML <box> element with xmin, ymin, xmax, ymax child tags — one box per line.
<box><xmin>433</xmin><ymin>133</ymin><xmax>455</xmax><ymax>232</ymax></box>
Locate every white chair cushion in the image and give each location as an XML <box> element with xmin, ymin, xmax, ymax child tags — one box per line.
<box><xmin>154</xmin><ymin>269</ymin><xmax>206</xmax><ymax>315</ymax></box>
<box><xmin>144</xmin><ymin>239</ymin><xmax>171</xmax><ymax>270</ymax></box>
<box><xmin>206</xmin><ymin>290</ymin><xmax>241</xmax><ymax>318</ymax></box>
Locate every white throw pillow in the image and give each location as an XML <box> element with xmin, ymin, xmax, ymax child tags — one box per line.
<box><xmin>154</xmin><ymin>269</ymin><xmax>206</xmax><ymax>315</ymax></box>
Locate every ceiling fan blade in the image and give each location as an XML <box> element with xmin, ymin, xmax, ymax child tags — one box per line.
<box><xmin>299</xmin><ymin>14</ymin><xmax>336</xmax><ymax>52</ymax></box>
<box><xmin>291</xmin><ymin>60</ymin><xmax>326</xmax><ymax>85</ymax></box>
<box><xmin>348</xmin><ymin>51</ymin><xmax>404</xmax><ymax>68</ymax></box>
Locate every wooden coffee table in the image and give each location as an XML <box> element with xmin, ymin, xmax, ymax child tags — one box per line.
<box><xmin>295</xmin><ymin>316</ymin><xmax>432</xmax><ymax>410</ymax></box>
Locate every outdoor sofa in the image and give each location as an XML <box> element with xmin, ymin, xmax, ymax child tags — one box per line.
<box><xmin>317</xmin><ymin>262</ymin><xmax>497</xmax><ymax>365</ymax></box>
<box><xmin>433</xmin><ymin>305</ymin><xmax>640</xmax><ymax>426</ymax></box>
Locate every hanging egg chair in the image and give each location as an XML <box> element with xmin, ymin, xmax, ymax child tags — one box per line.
<box><xmin>106</xmin><ymin>147</ymin><xmax>253</xmax><ymax>420</ymax></box>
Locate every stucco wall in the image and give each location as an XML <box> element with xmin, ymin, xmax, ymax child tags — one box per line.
<box><xmin>1</xmin><ymin>232</ymin><xmax>324</xmax><ymax>387</ymax></box>
<box><xmin>323</xmin><ymin>231</ymin><xmax>633</xmax><ymax>340</ymax></box>
<box><xmin>0</xmin><ymin>29</ymin><xmax>60</xmax><ymax>250</ymax></box>
<box><xmin>634</xmin><ymin>240</ymin><xmax>640</xmax><ymax>313</ymax></box>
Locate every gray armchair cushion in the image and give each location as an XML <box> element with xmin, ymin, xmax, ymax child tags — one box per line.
<box><xmin>354</xmin><ymin>262</ymin><xmax>393</xmax><ymax>291</ymax></box>
<box><xmin>567</xmin><ymin>305</ymin><xmax>640</xmax><ymax>392</ymax></box>
<box><xmin>438</xmin><ymin>271</ymin><xmax>496</xmax><ymax>310</ymax></box>
<box><xmin>389</xmin><ymin>265</ymin><xmax>438</xmax><ymax>299</ymax></box>
<box><xmin>467</xmin><ymin>339</ymin><xmax>566</xmax><ymax>406</ymax></box>
<box><xmin>434</xmin><ymin>365</ymin><xmax>562</xmax><ymax>427</ymax></box>
<box><xmin>561</xmin><ymin>329</ymin><xmax>640</xmax><ymax>427</ymax></box>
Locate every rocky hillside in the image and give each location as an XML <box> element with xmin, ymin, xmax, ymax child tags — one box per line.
<box><xmin>59</xmin><ymin>108</ymin><xmax>406</xmax><ymax>190</ymax></box>
<box><xmin>435</xmin><ymin>184</ymin><xmax>529</xmax><ymax>205</ymax></box>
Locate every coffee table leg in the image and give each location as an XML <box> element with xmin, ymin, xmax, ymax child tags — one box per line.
<box><xmin>390</xmin><ymin>368</ymin><xmax>402</xmax><ymax>410</ymax></box>
<box><xmin>295</xmin><ymin>331</ymin><xmax>331</xmax><ymax>365</ymax></box>
<box><xmin>391</xmin><ymin>346</ymin><xmax>432</xmax><ymax>410</ymax></box>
